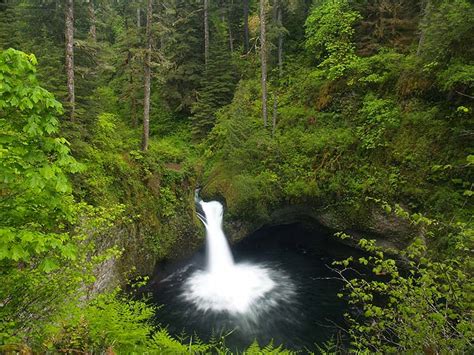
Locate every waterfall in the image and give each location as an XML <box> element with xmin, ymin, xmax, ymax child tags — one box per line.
<box><xmin>181</xmin><ymin>195</ymin><xmax>296</xmax><ymax>316</ymax></box>
<box><xmin>198</xmin><ymin>201</ymin><xmax>234</xmax><ymax>273</ymax></box>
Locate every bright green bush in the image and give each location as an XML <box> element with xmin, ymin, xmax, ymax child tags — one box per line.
<box><xmin>0</xmin><ymin>49</ymin><xmax>203</xmax><ymax>353</ymax></box>
<box><xmin>334</xmin><ymin>212</ymin><xmax>473</xmax><ymax>353</ymax></box>
<box><xmin>305</xmin><ymin>0</ymin><xmax>361</xmax><ymax>79</ymax></box>
<box><xmin>356</xmin><ymin>94</ymin><xmax>400</xmax><ymax>150</ymax></box>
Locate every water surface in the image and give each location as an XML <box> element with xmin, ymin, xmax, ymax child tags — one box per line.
<box><xmin>148</xmin><ymin>223</ymin><xmax>366</xmax><ymax>351</ymax></box>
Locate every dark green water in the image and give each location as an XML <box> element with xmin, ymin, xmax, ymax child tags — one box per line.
<box><xmin>148</xmin><ymin>223</ymin><xmax>367</xmax><ymax>352</ymax></box>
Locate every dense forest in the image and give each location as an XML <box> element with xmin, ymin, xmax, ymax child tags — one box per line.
<box><xmin>0</xmin><ymin>0</ymin><xmax>473</xmax><ymax>353</ymax></box>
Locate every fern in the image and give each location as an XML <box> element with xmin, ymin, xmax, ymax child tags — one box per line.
<box><xmin>150</xmin><ymin>328</ymin><xmax>211</xmax><ymax>354</ymax></box>
<box><xmin>243</xmin><ymin>339</ymin><xmax>295</xmax><ymax>355</ymax></box>
<box><xmin>314</xmin><ymin>338</ymin><xmax>338</xmax><ymax>355</ymax></box>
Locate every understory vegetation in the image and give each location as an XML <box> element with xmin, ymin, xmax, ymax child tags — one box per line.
<box><xmin>1</xmin><ymin>0</ymin><xmax>473</xmax><ymax>353</ymax></box>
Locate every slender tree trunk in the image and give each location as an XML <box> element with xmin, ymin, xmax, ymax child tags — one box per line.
<box><xmin>277</xmin><ymin>5</ymin><xmax>283</xmax><ymax>77</ymax></box>
<box><xmin>243</xmin><ymin>0</ymin><xmax>249</xmax><ymax>53</ymax></box>
<box><xmin>131</xmin><ymin>76</ymin><xmax>138</xmax><ymax>127</ymax></box>
<box><xmin>137</xmin><ymin>0</ymin><xmax>142</xmax><ymax>28</ymax></box>
<box><xmin>229</xmin><ymin>19</ymin><xmax>234</xmax><ymax>53</ymax></box>
<box><xmin>260</xmin><ymin>0</ymin><xmax>268</xmax><ymax>127</ymax></box>
<box><xmin>228</xmin><ymin>1</ymin><xmax>234</xmax><ymax>53</ymax></box>
<box><xmin>417</xmin><ymin>0</ymin><xmax>431</xmax><ymax>56</ymax></box>
<box><xmin>204</xmin><ymin>0</ymin><xmax>209</xmax><ymax>68</ymax></box>
<box><xmin>142</xmin><ymin>0</ymin><xmax>152</xmax><ymax>152</ymax></box>
<box><xmin>128</xmin><ymin>51</ymin><xmax>138</xmax><ymax>128</ymax></box>
<box><xmin>272</xmin><ymin>3</ymin><xmax>283</xmax><ymax>136</ymax></box>
<box><xmin>220</xmin><ymin>3</ymin><xmax>233</xmax><ymax>53</ymax></box>
<box><xmin>65</xmin><ymin>0</ymin><xmax>75</xmax><ymax>120</ymax></box>
<box><xmin>88</xmin><ymin>0</ymin><xmax>96</xmax><ymax>42</ymax></box>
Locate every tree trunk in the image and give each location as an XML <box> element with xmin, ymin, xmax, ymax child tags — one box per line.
<box><xmin>131</xmin><ymin>77</ymin><xmax>137</xmax><ymax>128</ymax></box>
<box><xmin>260</xmin><ymin>0</ymin><xmax>268</xmax><ymax>127</ymax></box>
<box><xmin>142</xmin><ymin>0</ymin><xmax>152</xmax><ymax>152</ymax></box>
<box><xmin>229</xmin><ymin>19</ymin><xmax>234</xmax><ymax>53</ymax></box>
<box><xmin>228</xmin><ymin>1</ymin><xmax>234</xmax><ymax>53</ymax></box>
<box><xmin>137</xmin><ymin>2</ymin><xmax>141</xmax><ymax>28</ymax></box>
<box><xmin>277</xmin><ymin>5</ymin><xmax>283</xmax><ymax>77</ymax></box>
<box><xmin>272</xmin><ymin>2</ymin><xmax>282</xmax><ymax>136</ymax></box>
<box><xmin>243</xmin><ymin>0</ymin><xmax>249</xmax><ymax>53</ymax></box>
<box><xmin>88</xmin><ymin>0</ymin><xmax>96</xmax><ymax>42</ymax></box>
<box><xmin>128</xmin><ymin>51</ymin><xmax>138</xmax><ymax>128</ymax></box>
<box><xmin>417</xmin><ymin>0</ymin><xmax>431</xmax><ymax>56</ymax></box>
<box><xmin>65</xmin><ymin>0</ymin><xmax>75</xmax><ymax>120</ymax></box>
<box><xmin>204</xmin><ymin>0</ymin><xmax>209</xmax><ymax>68</ymax></box>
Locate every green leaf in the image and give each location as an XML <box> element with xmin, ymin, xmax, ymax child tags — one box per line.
<box><xmin>467</xmin><ymin>155</ymin><xmax>474</xmax><ymax>165</ymax></box>
<box><xmin>10</xmin><ymin>244</ymin><xmax>28</xmax><ymax>261</ymax></box>
<box><xmin>60</xmin><ymin>244</ymin><xmax>77</xmax><ymax>260</ymax></box>
<box><xmin>40</xmin><ymin>258</ymin><xmax>59</xmax><ymax>272</ymax></box>
<box><xmin>463</xmin><ymin>190</ymin><xmax>473</xmax><ymax>197</ymax></box>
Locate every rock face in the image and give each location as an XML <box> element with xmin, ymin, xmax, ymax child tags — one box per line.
<box><xmin>89</xmin><ymin>197</ymin><xmax>203</xmax><ymax>294</ymax></box>
<box><xmin>223</xmin><ymin>202</ymin><xmax>419</xmax><ymax>252</ymax></box>
<box><xmin>200</xmin><ymin>173</ymin><xmax>420</xmax><ymax>252</ymax></box>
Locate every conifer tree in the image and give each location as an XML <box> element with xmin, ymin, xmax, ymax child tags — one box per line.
<box><xmin>158</xmin><ymin>0</ymin><xmax>204</xmax><ymax>115</ymax></box>
<box><xmin>87</xmin><ymin>0</ymin><xmax>97</xmax><ymax>42</ymax></box>
<box><xmin>192</xmin><ymin>26</ymin><xmax>236</xmax><ymax>137</ymax></box>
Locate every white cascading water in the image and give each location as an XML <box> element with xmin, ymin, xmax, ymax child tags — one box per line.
<box><xmin>181</xmin><ymin>197</ymin><xmax>295</xmax><ymax>316</ymax></box>
<box><xmin>198</xmin><ymin>201</ymin><xmax>234</xmax><ymax>273</ymax></box>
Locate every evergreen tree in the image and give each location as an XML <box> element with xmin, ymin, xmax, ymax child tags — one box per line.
<box><xmin>191</xmin><ymin>27</ymin><xmax>237</xmax><ymax>137</ymax></box>
<box><xmin>158</xmin><ymin>0</ymin><xmax>204</xmax><ymax>115</ymax></box>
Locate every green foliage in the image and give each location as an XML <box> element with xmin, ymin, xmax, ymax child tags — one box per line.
<box><xmin>192</xmin><ymin>24</ymin><xmax>238</xmax><ymax>138</ymax></box>
<box><xmin>0</xmin><ymin>48</ymin><xmax>84</xmax><ymax>267</ymax></box>
<box><xmin>150</xmin><ymin>328</ymin><xmax>212</xmax><ymax>354</ymax></box>
<box><xmin>206</xmin><ymin>0</ymin><xmax>473</xmax><ymax>225</ymax></box>
<box><xmin>244</xmin><ymin>340</ymin><xmax>294</xmax><ymax>354</ymax></box>
<box><xmin>49</xmin><ymin>288</ymin><xmax>154</xmax><ymax>353</ymax></box>
<box><xmin>32</xmin><ymin>283</ymin><xmax>217</xmax><ymax>354</ymax></box>
<box><xmin>356</xmin><ymin>94</ymin><xmax>400</xmax><ymax>149</ymax></box>
<box><xmin>0</xmin><ymin>202</ymin><xmax>123</xmax><ymax>348</ymax></box>
<box><xmin>437</xmin><ymin>61</ymin><xmax>474</xmax><ymax>93</ymax></box>
<box><xmin>0</xmin><ymin>48</ymin><xmax>201</xmax><ymax>353</ymax></box>
<box><xmin>305</xmin><ymin>0</ymin><xmax>361</xmax><ymax>79</ymax></box>
<box><xmin>419</xmin><ymin>0</ymin><xmax>474</xmax><ymax>63</ymax></box>
<box><xmin>334</xmin><ymin>209</ymin><xmax>473</xmax><ymax>353</ymax></box>
<box><xmin>348</xmin><ymin>49</ymin><xmax>405</xmax><ymax>88</ymax></box>
<box><xmin>158</xmin><ymin>0</ymin><xmax>206</xmax><ymax>114</ymax></box>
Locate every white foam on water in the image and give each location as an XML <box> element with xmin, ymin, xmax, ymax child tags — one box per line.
<box><xmin>181</xmin><ymin>199</ymin><xmax>295</xmax><ymax>316</ymax></box>
<box><xmin>182</xmin><ymin>263</ymin><xmax>276</xmax><ymax>314</ymax></box>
